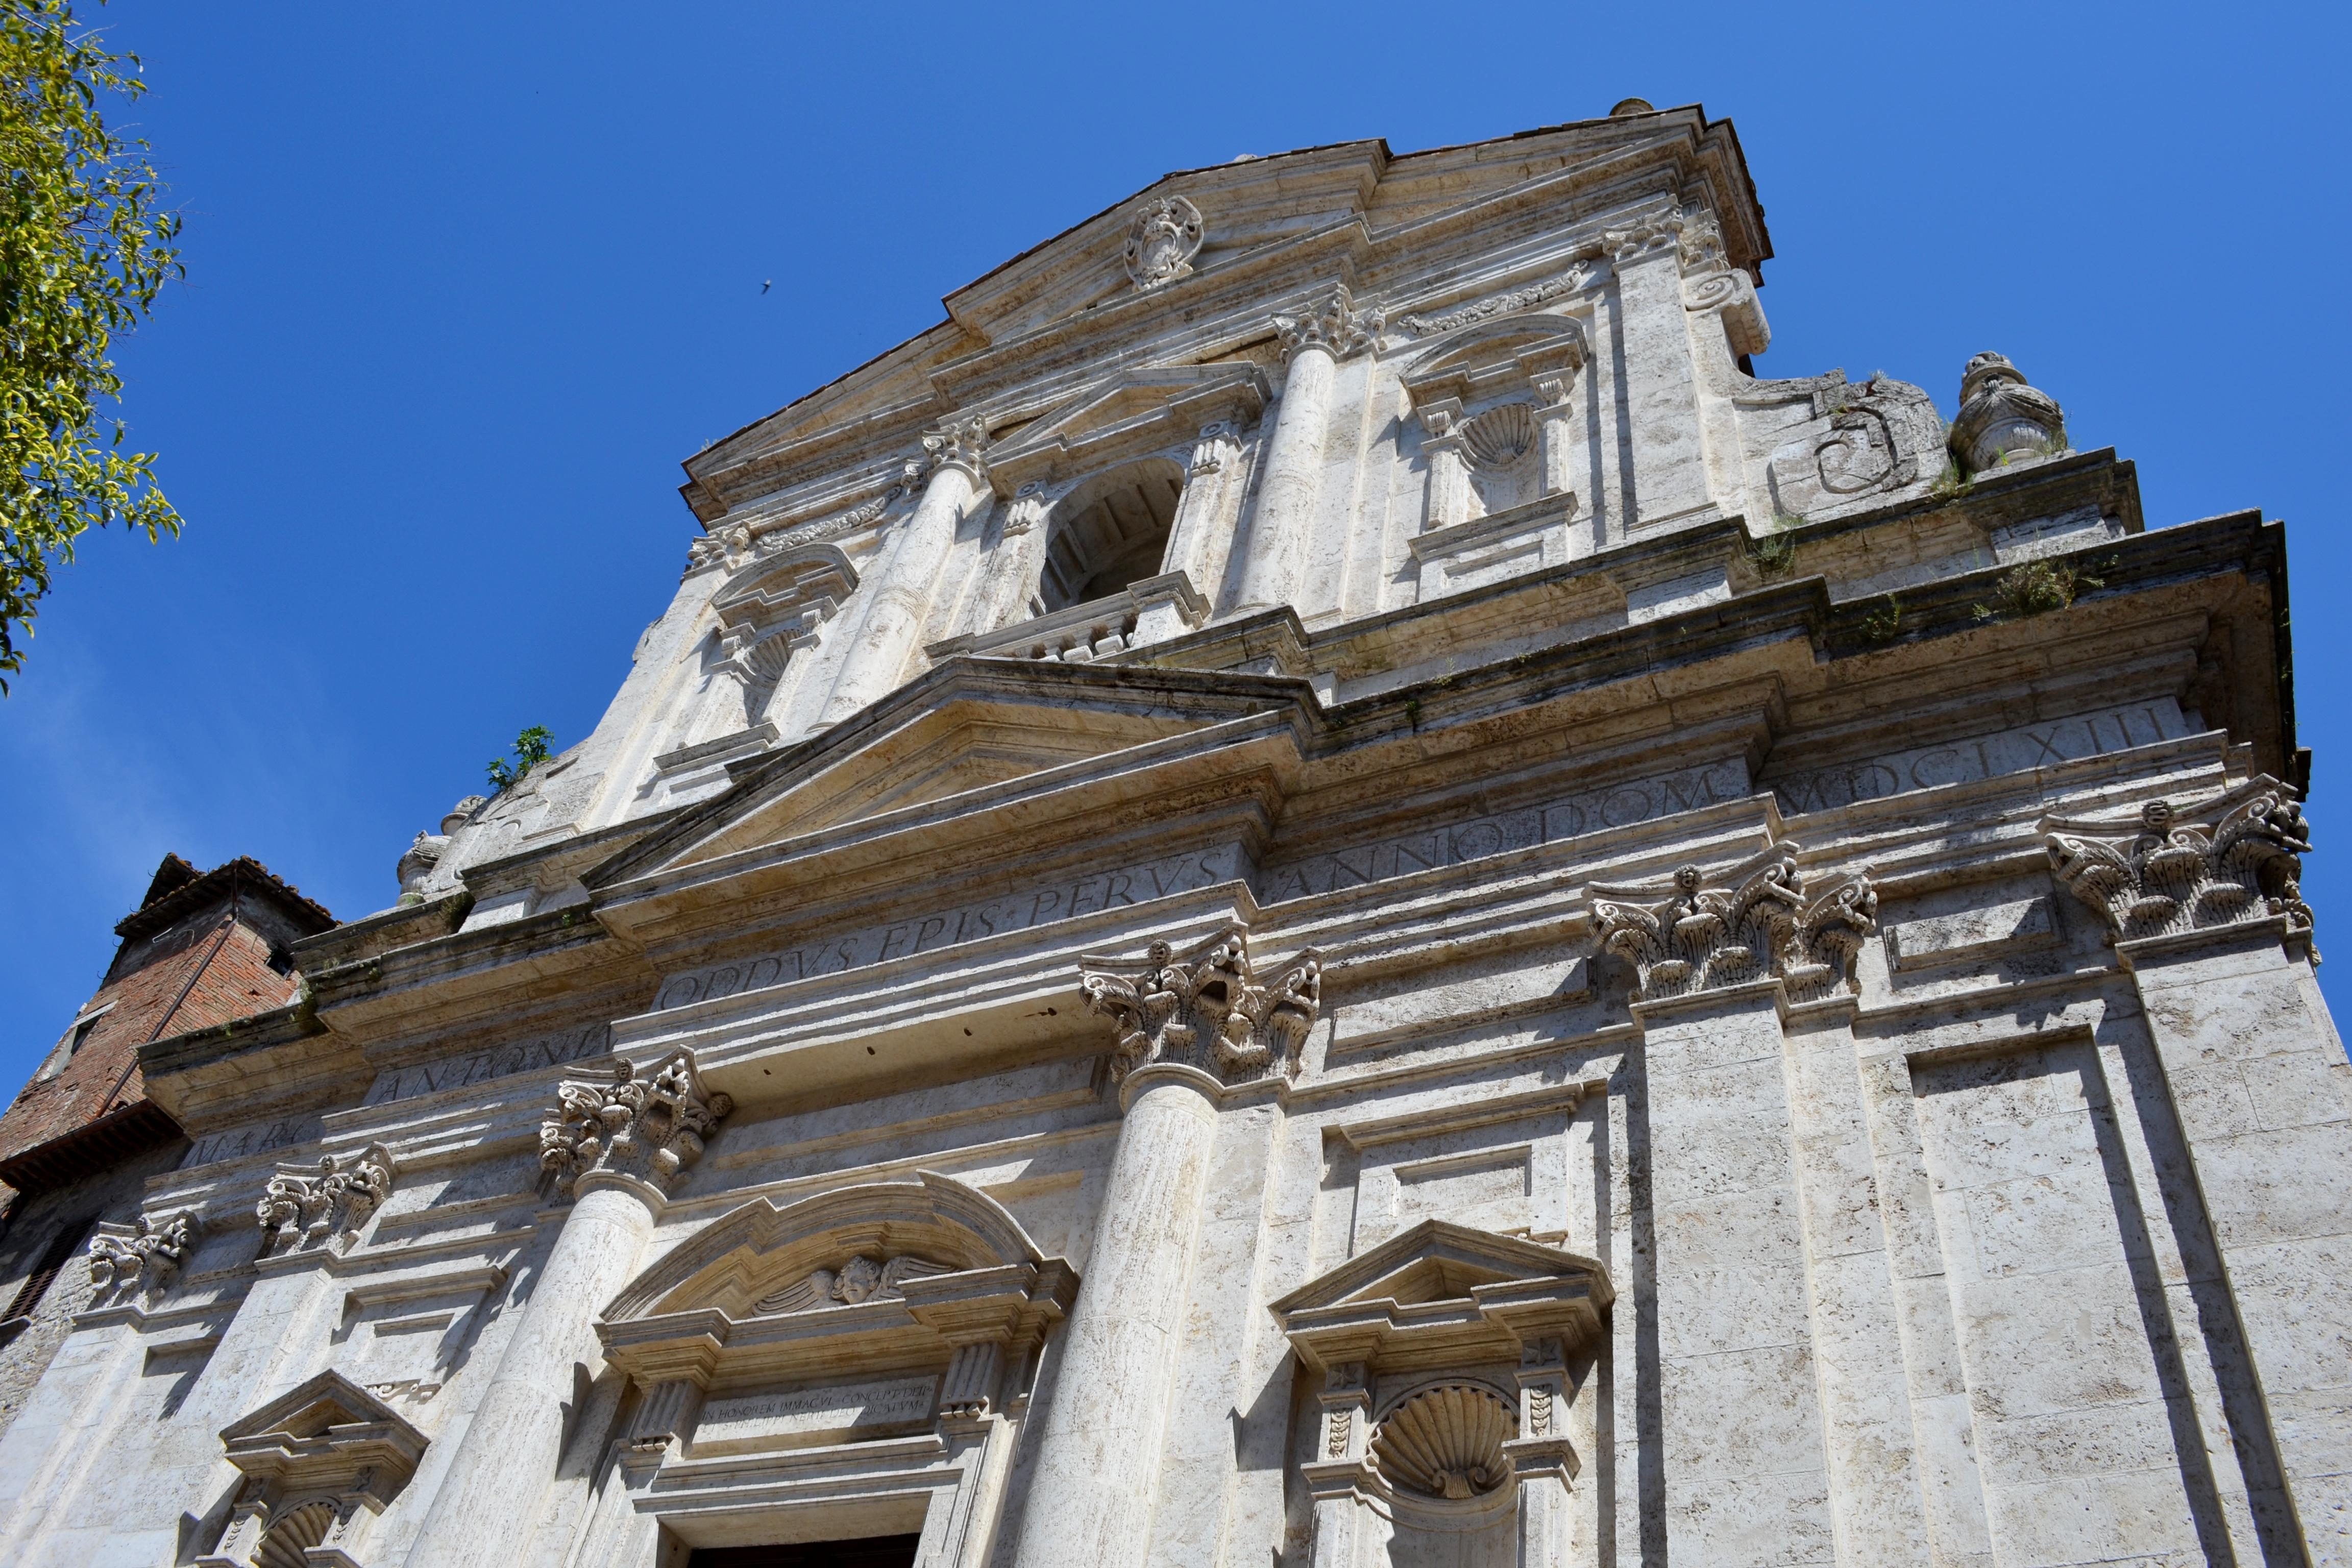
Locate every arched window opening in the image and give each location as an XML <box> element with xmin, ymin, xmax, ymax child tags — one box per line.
<box><xmin>1038</xmin><ymin>459</ymin><xmax>1183</xmax><ymax>613</ymax></box>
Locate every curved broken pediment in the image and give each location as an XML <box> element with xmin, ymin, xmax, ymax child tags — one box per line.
<box><xmin>602</xmin><ymin>1169</ymin><xmax>1046</xmax><ymax>1324</ymax></box>
<box><xmin>1402</xmin><ymin>313</ymin><xmax>1588</xmax><ymax>413</ymax></box>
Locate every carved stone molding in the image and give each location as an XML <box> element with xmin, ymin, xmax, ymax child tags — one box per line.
<box><xmin>687</xmin><ymin>460</ymin><xmax>927</xmax><ymax>573</ymax></box>
<box><xmin>87</xmin><ymin>1210</ymin><xmax>199</xmax><ymax>1305</ymax></box>
<box><xmin>923</xmin><ymin>415</ymin><xmax>992</xmax><ymax>484</ymax></box>
<box><xmin>1949</xmin><ymin>351</ymin><xmax>2067</xmax><ymax>476</ymax></box>
<box><xmin>1079</xmin><ymin>924</ymin><xmax>1323</xmax><ymax>1087</ymax></box>
<box><xmin>1601</xmin><ymin>205</ymin><xmax>1684</xmax><ymax>263</ymax></box>
<box><xmin>256</xmin><ymin>1143</ymin><xmax>395</xmax><ymax>1256</ymax></box>
<box><xmin>539</xmin><ymin>1049</ymin><xmax>734</xmax><ymax>1197</ymax></box>
<box><xmin>1124</xmin><ymin>194</ymin><xmax>1204</xmax><ymax>290</ymax></box>
<box><xmin>1189</xmin><ymin>419</ymin><xmax>1241</xmax><ymax>476</ymax></box>
<box><xmin>708</xmin><ymin>545</ymin><xmax>857</xmax><ymax>713</ymax></box>
<box><xmin>751</xmin><ymin>1252</ymin><xmax>952</xmax><ymax>1314</ymax></box>
<box><xmin>1398</xmin><ymin>267</ymin><xmax>1594</xmax><ymax>337</ymax></box>
<box><xmin>1592</xmin><ymin>845</ymin><xmax>1878</xmax><ymax>1004</ymax></box>
<box><xmin>1273</xmin><ymin>284</ymin><xmax>1385</xmax><ymax>362</ymax></box>
<box><xmin>2045</xmin><ymin>783</ymin><xmax>2314</xmax><ymax>946</ymax></box>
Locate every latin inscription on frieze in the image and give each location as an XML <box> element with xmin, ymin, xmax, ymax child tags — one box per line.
<box><xmin>1766</xmin><ymin>701</ymin><xmax>2188</xmax><ymax>816</ymax></box>
<box><xmin>362</xmin><ymin>1023</ymin><xmax>613</xmax><ymax>1107</ymax></box>
<box><xmin>656</xmin><ymin>844</ymin><xmax>1244</xmax><ymax>1011</ymax></box>
<box><xmin>694</xmin><ymin>1376</ymin><xmax>938</xmax><ymax>1452</ymax></box>
<box><xmin>184</xmin><ymin>1114</ymin><xmax>323</xmax><ymax>1170</ymax></box>
<box><xmin>1259</xmin><ymin>759</ymin><xmax>1751</xmax><ymax>903</ymax></box>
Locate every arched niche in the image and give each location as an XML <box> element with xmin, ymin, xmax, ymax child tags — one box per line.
<box><xmin>1036</xmin><ymin>457</ymin><xmax>1184</xmax><ymax>612</ymax></box>
<box><xmin>1401</xmin><ymin>314</ymin><xmax>1588</xmax><ymax>538</ymax></box>
<box><xmin>1273</xmin><ymin>1219</ymin><xmax>1611</xmax><ymax>1568</ymax></box>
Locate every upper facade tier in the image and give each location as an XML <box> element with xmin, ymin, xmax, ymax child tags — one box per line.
<box><xmin>382</xmin><ymin>105</ymin><xmax>2245</xmax><ymax>929</ymax></box>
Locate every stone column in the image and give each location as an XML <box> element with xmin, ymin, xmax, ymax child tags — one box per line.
<box><xmin>1009</xmin><ymin>1065</ymin><xmax>1219</xmax><ymax>1568</ymax></box>
<box><xmin>2045</xmin><ymin>787</ymin><xmax>2348</xmax><ymax>1560</ymax></box>
<box><xmin>1602</xmin><ymin>208</ymin><xmax>1715</xmax><ymax>530</ymax></box>
<box><xmin>405</xmin><ymin>1051</ymin><xmax>729</xmax><ymax>1568</ymax></box>
<box><xmin>1014</xmin><ymin>926</ymin><xmax>1320</xmax><ymax>1568</ymax></box>
<box><xmin>820</xmin><ymin>417</ymin><xmax>989</xmax><ymax>724</ymax></box>
<box><xmin>1233</xmin><ymin>286</ymin><xmax>1380</xmax><ymax>615</ymax></box>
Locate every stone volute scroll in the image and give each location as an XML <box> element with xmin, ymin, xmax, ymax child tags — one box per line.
<box><xmin>196</xmin><ymin>1369</ymin><xmax>427</xmax><ymax>1568</ymax></box>
<box><xmin>1078</xmin><ymin>923</ymin><xmax>1324</xmax><ymax>1089</ymax></box>
<box><xmin>1124</xmin><ymin>194</ymin><xmax>1203</xmax><ymax>290</ymax></box>
<box><xmin>86</xmin><ymin>1209</ymin><xmax>200</xmax><ymax>1307</ymax></box>
<box><xmin>1591</xmin><ymin>843</ymin><xmax>1878</xmax><ymax>1004</ymax></box>
<box><xmin>256</xmin><ymin>1143</ymin><xmax>396</xmax><ymax>1256</ymax></box>
<box><xmin>538</xmin><ymin>1048</ymin><xmax>733</xmax><ymax>1199</ymax></box>
<box><xmin>1272</xmin><ymin>1220</ymin><xmax>1612</xmax><ymax>1567</ymax></box>
<box><xmin>2045</xmin><ymin>780</ymin><xmax>2315</xmax><ymax>948</ymax></box>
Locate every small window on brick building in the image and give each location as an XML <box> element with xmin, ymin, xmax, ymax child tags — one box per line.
<box><xmin>35</xmin><ymin>1008</ymin><xmax>107</xmax><ymax>1083</ymax></box>
<box><xmin>4</xmin><ymin>1220</ymin><xmax>92</xmax><ymax>1322</ymax></box>
<box><xmin>266</xmin><ymin>946</ymin><xmax>295</xmax><ymax>977</ymax></box>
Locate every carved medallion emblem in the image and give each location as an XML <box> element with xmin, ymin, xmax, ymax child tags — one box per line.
<box><xmin>1124</xmin><ymin>195</ymin><xmax>1203</xmax><ymax>291</ymax></box>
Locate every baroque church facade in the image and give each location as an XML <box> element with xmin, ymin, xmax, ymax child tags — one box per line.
<box><xmin>1</xmin><ymin>102</ymin><xmax>2343</xmax><ymax>1568</ymax></box>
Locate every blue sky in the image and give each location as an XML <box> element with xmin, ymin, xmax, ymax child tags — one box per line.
<box><xmin>5</xmin><ymin>2</ymin><xmax>2347</xmax><ymax>1078</ymax></box>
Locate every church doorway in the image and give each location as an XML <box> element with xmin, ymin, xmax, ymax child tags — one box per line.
<box><xmin>687</xmin><ymin>1536</ymin><xmax>922</xmax><ymax>1568</ymax></box>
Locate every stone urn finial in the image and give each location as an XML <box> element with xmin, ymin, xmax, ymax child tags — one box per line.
<box><xmin>1949</xmin><ymin>351</ymin><xmax>2067</xmax><ymax>476</ymax></box>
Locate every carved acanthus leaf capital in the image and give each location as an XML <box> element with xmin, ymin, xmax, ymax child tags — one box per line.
<box><xmin>2045</xmin><ymin>784</ymin><xmax>2314</xmax><ymax>947</ymax></box>
<box><xmin>1601</xmin><ymin>206</ymin><xmax>1685</xmax><ymax>264</ymax></box>
<box><xmin>923</xmin><ymin>416</ymin><xmax>992</xmax><ymax>484</ymax></box>
<box><xmin>257</xmin><ymin>1144</ymin><xmax>396</xmax><ymax>1255</ymax></box>
<box><xmin>1080</xmin><ymin>924</ymin><xmax>1323</xmax><ymax>1088</ymax></box>
<box><xmin>1273</xmin><ymin>285</ymin><xmax>1385</xmax><ymax>363</ymax></box>
<box><xmin>540</xmin><ymin>1049</ymin><xmax>733</xmax><ymax>1197</ymax></box>
<box><xmin>1592</xmin><ymin>845</ymin><xmax>1877</xmax><ymax>1003</ymax></box>
<box><xmin>88</xmin><ymin>1209</ymin><xmax>201</xmax><ymax>1303</ymax></box>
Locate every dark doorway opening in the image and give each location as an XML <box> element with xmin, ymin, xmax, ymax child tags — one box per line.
<box><xmin>688</xmin><ymin>1536</ymin><xmax>923</xmax><ymax>1568</ymax></box>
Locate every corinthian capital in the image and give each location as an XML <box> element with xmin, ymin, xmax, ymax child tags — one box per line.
<box><xmin>541</xmin><ymin>1049</ymin><xmax>733</xmax><ymax>1197</ymax></box>
<box><xmin>2045</xmin><ymin>783</ymin><xmax>2313</xmax><ymax>946</ymax></box>
<box><xmin>256</xmin><ymin>1143</ymin><xmax>396</xmax><ymax>1256</ymax></box>
<box><xmin>1079</xmin><ymin>924</ymin><xmax>1323</xmax><ymax>1088</ymax></box>
<box><xmin>1601</xmin><ymin>206</ymin><xmax>1685</xmax><ymax>264</ymax></box>
<box><xmin>1273</xmin><ymin>285</ymin><xmax>1385</xmax><ymax>362</ymax></box>
<box><xmin>1592</xmin><ymin>844</ymin><xmax>1877</xmax><ymax>1004</ymax></box>
<box><xmin>922</xmin><ymin>416</ymin><xmax>992</xmax><ymax>484</ymax></box>
<box><xmin>87</xmin><ymin>1210</ymin><xmax>201</xmax><ymax>1305</ymax></box>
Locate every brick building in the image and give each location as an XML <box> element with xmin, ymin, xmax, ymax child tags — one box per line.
<box><xmin>0</xmin><ymin>854</ymin><xmax>331</xmax><ymax>1434</ymax></box>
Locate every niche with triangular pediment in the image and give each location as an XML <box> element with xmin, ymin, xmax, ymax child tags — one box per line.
<box><xmin>197</xmin><ymin>1368</ymin><xmax>427</xmax><ymax>1568</ymax></box>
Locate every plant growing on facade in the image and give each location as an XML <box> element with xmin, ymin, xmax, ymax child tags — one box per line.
<box><xmin>1973</xmin><ymin>559</ymin><xmax>2102</xmax><ymax>622</ymax></box>
<box><xmin>486</xmin><ymin>724</ymin><xmax>554</xmax><ymax>789</ymax></box>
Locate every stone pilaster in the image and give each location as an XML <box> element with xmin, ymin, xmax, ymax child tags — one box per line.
<box><xmin>1234</xmin><ymin>286</ymin><xmax>1380</xmax><ymax>615</ymax></box>
<box><xmin>1601</xmin><ymin>206</ymin><xmax>1715</xmax><ymax>530</ymax></box>
<box><xmin>2046</xmin><ymin>782</ymin><xmax>2351</xmax><ymax>1560</ymax></box>
<box><xmin>1597</xmin><ymin>845</ymin><xmax>1885</xmax><ymax>1567</ymax></box>
<box><xmin>405</xmin><ymin>1049</ymin><xmax>730</xmax><ymax>1568</ymax></box>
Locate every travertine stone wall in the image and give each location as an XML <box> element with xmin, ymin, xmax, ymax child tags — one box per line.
<box><xmin>0</xmin><ymin>104</ymin><xmax>2337</xmax><ymax>1568</ymax></box>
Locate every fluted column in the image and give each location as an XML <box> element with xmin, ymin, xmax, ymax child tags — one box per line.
<box><xmin>820</xmin><ymin>417</ymin><xmax>989</xmax><ymax>724</ymax></box>
<box><xmin>405</xmin><ymin>1051</ymin><xmax>730</xmax><ymax>1568</ymax></box>
<box><xmin>1234</xmin><ymin>286</ymin><xmax>1380</xmax><ymax>615</ymax></box>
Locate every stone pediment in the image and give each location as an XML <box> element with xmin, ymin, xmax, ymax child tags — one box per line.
<box><xmin>985</xmin><ymin>363</ymin><xmax>1271</xmax><ymax>489</ymax></box>
<box><xmin>588</xmin><ymin>659</ymin><xmax>1313</xmax><ymax>886</ymax></box>
<box><xmin>219</xmin><ymin>1368</ymin><xmax>423</xmax><ymax>1458</ymax></box>
<box><xmin>1272</xmin><ymin>1220</ymin><xmax>1613</xmax><ymax>1374</ymax></box>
